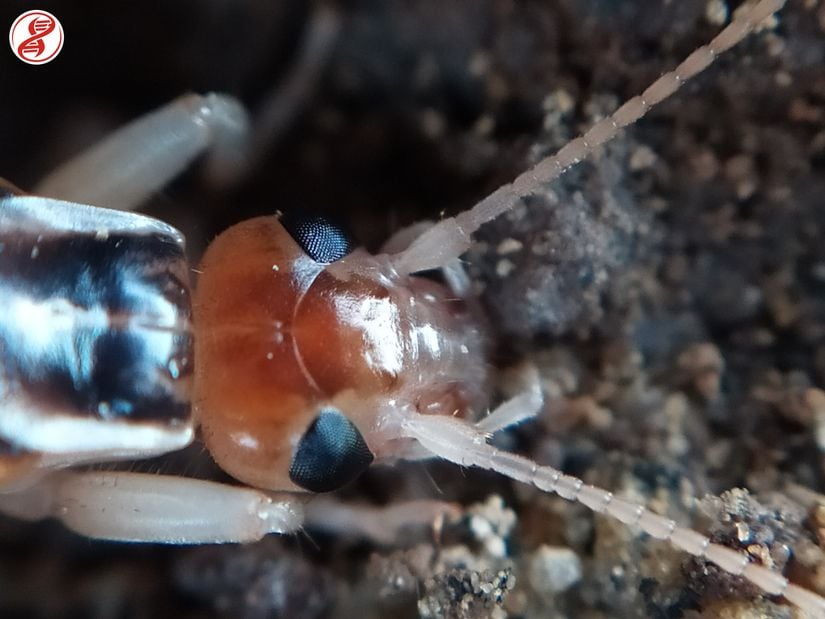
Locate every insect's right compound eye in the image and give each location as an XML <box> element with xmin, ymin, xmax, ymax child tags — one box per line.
<box><xmin>289</xmin><ymin>408</ymin><xmax>374</xmax><ymax>493</ymax></box>
<box><xmin>279</xmin><ymin>212</ymin><xmax>354</xmax><ymax>263</ymax></box>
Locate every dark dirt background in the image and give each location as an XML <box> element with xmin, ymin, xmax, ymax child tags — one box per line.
<box><xmin>1</xmin><ymin>1</ymin><xmax>824</xmax><ymax>617</ymax></box>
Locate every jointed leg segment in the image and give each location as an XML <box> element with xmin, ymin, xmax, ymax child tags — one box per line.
<box><xmin>0</xmin><ymin>471</ymin><xmax>304</xmax><ymax>544</ymax></box>
<box><xmin>304</xmin><ymin>497</ymin><xmax>459</xmax><ymax>545</ymax></box>
<box><xmin>35</xmin><ymin>94</ymin><xmax>250</xmax><ymax>211</ymax></box>
<box><xmin>32</xmin><ymin>6</ymin><xmax>340</xmax><ymax>211</ymax></box>
<box><xmin>0</xmin><ymin>472</ymin><xmax>461</xmax><ymax>547</ymax></box>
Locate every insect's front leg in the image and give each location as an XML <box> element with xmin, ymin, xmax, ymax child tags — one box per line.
<box><xmin>0</xmin><ymin>471</ymin><xmax>304</xmax><ymax>544</ymax></box>
<box><xmin>34</xmin><ymin>93</ymin><xmax>250</xmax><ymax>211</ymax></box>
<box><xmin>304</xmin><ymin>497</ymin><xmax>459</xmax><ymax>545</ymax></box>
<box><xmin>30</xmin><ymin>6</ymin><xmax>341</xmax><ymax>212</ymax></box>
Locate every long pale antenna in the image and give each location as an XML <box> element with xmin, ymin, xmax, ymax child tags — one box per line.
<box><xmin>392</xmin><ymin>0</ymin><xmax>825</xmax><ymax>613</ymax></box>
<box><xmin>401</xmin><ymin>413</ymin><xmax>825</xmax><ymax>616</ymax></box>
<box><xmin>391</xmin><ymin>0</ymin><xmax>787</xmax><ymax>275</ymax></box>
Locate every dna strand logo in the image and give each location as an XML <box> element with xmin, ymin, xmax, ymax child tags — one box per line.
<box><xmin>18</xmin><ymin>16</ymin><xmax>54</xmax><ymax>59</ymax></box>
<box><xmin>9</xmin><ymin>10</ymin><xmax>64</xmax><ymax>65</ymax></box>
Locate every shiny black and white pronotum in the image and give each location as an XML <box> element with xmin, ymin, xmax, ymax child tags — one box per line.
<box><xmin>0</xmin><ymin>194</ymin><xmax>193</xmax><ymax>458</ymax></box>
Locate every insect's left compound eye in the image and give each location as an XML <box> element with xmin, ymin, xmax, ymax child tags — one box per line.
<box><xmin>280</xmin><ymin>212</ymin><xmax>354</xmax><ymax>263</ymax></box>
<box><xmin>289</xmin><ymin>408</ymin><xmax>374</xmax><ymax>492</ymax></box>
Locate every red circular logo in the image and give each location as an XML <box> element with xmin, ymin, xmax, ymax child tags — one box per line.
<box><xmin>9</xmin><ymin>10</ymin><xmax>64</xmax><ymax>65</ymax></box>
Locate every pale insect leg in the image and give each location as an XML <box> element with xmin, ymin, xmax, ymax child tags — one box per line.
<box><xmin>223</xmin><ymin>5</ymin><xmax>341</xmax><ymax>186</ymax></box>
<box><xmin>0</xmin><ymin>471</ymin><xmax>304</xmax><ymax>544</ymax></box>
<box><xmin>0</xmin><ymin>443</ymin><xmax>198</xmax><ymax>494</ymax></box>
<box><xmin>35</xmin><ymin>93</ymin><xmax>250</xmax><ymax>211</ymax></box>
<box><xmin>34</xmin><ymin>6</ymin><xmax>340</xmax><ymax>210</ymax></box>
<box><xmin>304</xmin><ymin>496</ymin><xmax>459</xmax><ymax>545</ymax></box>
<box><xmin>389</xmin><ymin>0</ymin><xmax>788</xmax><ymax>275</ymax></box>
<box><xmin>399</xmin><ymin>414</ymin><xmax>825</xmax><ymax>617</ymax></box>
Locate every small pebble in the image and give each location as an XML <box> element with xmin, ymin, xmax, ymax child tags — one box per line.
<box><xmin>527</xmin><ymin>545</ymin><xmax>582</xmax><ymax>595</ymax></box>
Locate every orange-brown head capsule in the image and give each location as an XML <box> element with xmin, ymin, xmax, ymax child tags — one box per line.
<box><xmin>194</xmin><ymin>215</ymin><xmax>488</xmax><ymax>493</ymax></box>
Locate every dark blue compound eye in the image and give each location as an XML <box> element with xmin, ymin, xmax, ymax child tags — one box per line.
<box><xmin>280</xmin><ymin>212</ymin><xmax>354</xmax><ymax>263</ymax></box>
<box><xmin>289</xmin><ymin>408</ymin><xmax>374</xmax><ymax>493</ymax></box>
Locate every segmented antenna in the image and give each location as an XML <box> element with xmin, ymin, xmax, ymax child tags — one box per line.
<box><xmin>391</xmin><ymin>0</ymin><xmax>788</xmax><ymax>275</ymax></box>
<box><xmin>402</xmin><ymin>413</ymin><xmax>825</xmax><ymax>616</ymax></box>
<box><xmin>396</xmin><ymin>0</ymin><xmax>825</xmax><ymax>614</ymax></box>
